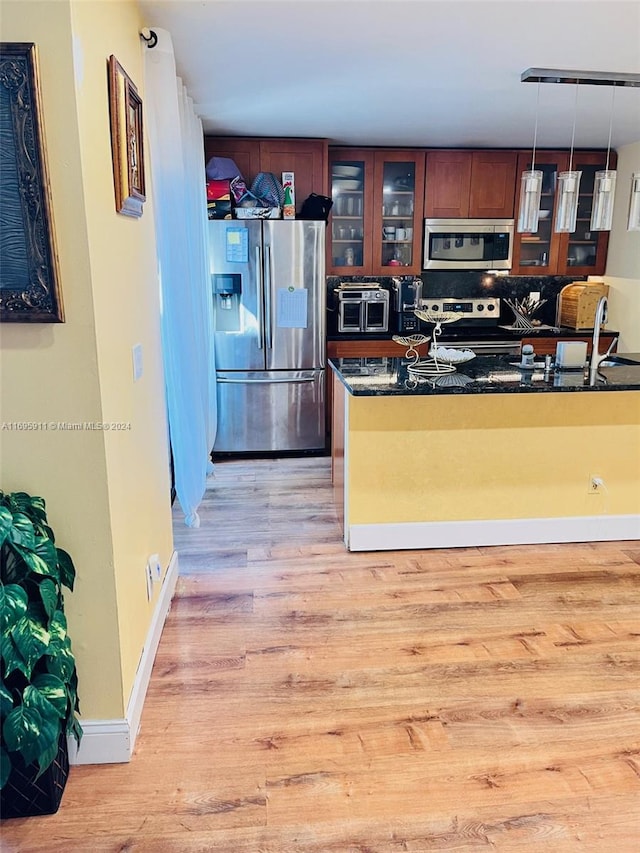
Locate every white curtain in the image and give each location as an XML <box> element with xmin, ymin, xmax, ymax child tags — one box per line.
<box><xmin>144</xmin><ymin>29</ymin><xmax>216</xmax><ymax>527</ymax></box>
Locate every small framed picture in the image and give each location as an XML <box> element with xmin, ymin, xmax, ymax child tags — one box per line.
<box><xmin>107</xmin><ymin>55</ymin><xmax>145</xmax><ymax>217</ymax></box>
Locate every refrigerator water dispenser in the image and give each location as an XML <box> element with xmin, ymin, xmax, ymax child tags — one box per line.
<box><xmin>212</xmin><ymin>273</ymin><xmax>242</xmax><ymax>331</ymax></box>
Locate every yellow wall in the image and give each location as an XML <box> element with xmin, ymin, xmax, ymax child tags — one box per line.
<box><xmin>0</xmin><ymin>1</ymin><xmax>173</xmax><ymax>719</ymax></box>
<box><xmin>347</xmin><ymin>392</ymin><xmax>640</xmax><ymax>524</ymax></box>
<box><xmin>606</xmin><ymin>141</ymin><xmax>640</xmax><ymax>351</ymax></box>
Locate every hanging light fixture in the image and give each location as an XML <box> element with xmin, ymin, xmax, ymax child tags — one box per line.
<box><xmin>590</xmin><ymin>86</ymin><xmax>617</xmax><ymax>231</ymax></box>
<box><xmin>554</xmin><ymin>81</ymin><xmax>582</xmax><ymax>233</ymax></box>
<box><xmin>521</xmin><ymin>68</ymin><xmax>640</xmax><ymax>233</ymax></box>
<box><xmin>628</xmin><ymin>172</ymin><xmax>640</xmax><ymax>231</ymax></box>
<box><xmin>517</xmin><ymin>81</ymin><xmax>542</xmax><ymax>233</ymax></box>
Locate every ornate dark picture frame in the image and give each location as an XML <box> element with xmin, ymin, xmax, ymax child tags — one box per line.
<box><xmin>0</xmin><ymin>42</ymin><xmax>64</xmax><ymax>323</ymax></box>
<box><xmin>108</xmin><ymin>55</ymin><xmax>145</xmax><ymax>218</ymax></box>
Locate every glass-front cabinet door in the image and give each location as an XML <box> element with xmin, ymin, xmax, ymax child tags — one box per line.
<box><xmin>557</xmin><ymin>151</ymin><xmax>614</xmax><ymax>276</ymax></box>
<box><xmin>329</xmin><ymin>149</ymin><xmax>374</xmax><ymax>274</ymax></box>
<box><xmin>372</xmin><ymin>151</ymin><xmax>425</xmax><ymax>275</ymax></box>
<box><xmin>328</xmin><ymin>148</ymin><xmax>425</xmax><ymax>276</ymax></box>
<box><xmin>512</xmin><ymin>150</ymin><xmax>613</xmax><ymax>276</ymax></box>
<box><xmin>512</xmin><ymin>152</ymin><xmax>566</xmax><ymax>274</ymax></box>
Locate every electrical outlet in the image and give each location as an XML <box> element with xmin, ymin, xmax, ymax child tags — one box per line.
<box><xmin>145</xmin><ymin>562</ymin><xmax>154</xmax><ymax>600</ymax></box>
<box><xmin>588</xmin><ymin>475</ymin><xmax>604</xmax><ymax>494</ymax></box>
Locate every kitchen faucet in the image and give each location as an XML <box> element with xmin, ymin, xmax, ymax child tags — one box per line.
<box><xmin>589</xmin><ymin>296</ymin><xmax>617</xmax><ymax>381</ymax></box>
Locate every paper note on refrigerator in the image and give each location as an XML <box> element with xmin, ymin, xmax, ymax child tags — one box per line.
<box><xmin>225</xmin><ymin>227</ymin><xmax>248</xmax><ymax>263</ymax></box>
<box><xmin>277</xmin><ymin>287</ymin><xmax>308</xmax><ymax>328</ymax></box>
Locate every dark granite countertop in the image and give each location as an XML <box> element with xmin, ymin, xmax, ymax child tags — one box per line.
<box><xmin>329</xmin><ymin>353</ymin><xmax>640</xmax><ymax>396</ymax></box>
<box><xmin>326</xmin><ymin>326</ymin><xmax>620</xmax><ymax>343</ymax></box>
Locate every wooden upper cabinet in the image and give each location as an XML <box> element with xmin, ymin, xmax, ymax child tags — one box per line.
<box><xmin>424</xmin><ymin>151</ymin><xmax>472</xmax><ymax>218</ymax></box>
<box><xmin>468</xmin><ymin>151</ymin><xmax>517</xmax><ymax>218</ymax></box>
<box><xmin>203</xmin><ymin>137</ymin><xmax>261</xmax><ymax>186</ymax></box>
<box><xmin>203</xmin><ymin>137</ymin><xmax>328</xmax><ymax>213</ymax></box>
<box><xmin>260</xmin><ymin>139</ymin><xmax>328</xmax><ymax>209</ymax></box>
<box><xmin>425</xmin><ymin>150</ymin><xmax>517</xmax><ymax>218</ymax></box>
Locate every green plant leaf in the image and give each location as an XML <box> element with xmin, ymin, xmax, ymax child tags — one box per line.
<box><xmin>0</xmin><ymin>682</ymin><xmax>13</xmax><ymax>718</ymax></box>
<box><xmin>2</xmin><ymin>704</ymin><xmax>43</xmax><ymax>767</ymax></box>
<box><xmin>48</xmin><ymin>608</ymin><xmax>68</xmax><ymax>643</ymax></box>
<box><xmin>0</xmin><ymin>582</ymin><xmax>28</xmax><ymax>632</ymax></box>
<box><xmin>8</xmin><ymin>543</ymin><xmax>53</xmax><ymax>578</ymax></box>
<box><xmin>56</xmin><ymin>548</ymin><xmax>76</xmax><ymax>590</ymax></box>
<box><xmin>45</xmin><ymin>643</ymin><xmax>76</xmax><ymax>683</ymax></box>
<box><xmin>0</xmin><ymin>745</ymin><xmax>10</xmax><ymax>790</ymax></box>
<box><xmin>3</xmin><ymin>700</ymin><xmax>59</xmax><ymax>769</ymax></box>
<box><xmin>0</xmin><ymin>506</ymin><xmax>13</xmax><ymax>548</ymax></box>
<box><xmin>11</xmin><ymin>607</ymin><xmax>50</xmax><ymax>674</ymax></box>
<box><xmin>0</xmin><ymin>632</ymin><xmax>29</xmax><ymax>678</ymax></box>
<box><xmin>33</xmin><ymin>535</ymin><xmax>58</xmax><ymax>575</ymax></box>
<box><xmin>34</xmin><ymin>735</ymin><xmax>60</xmax><ymax>780</ymax></box>
<box><xmin>37</xmin><ymin>577</ymin><xmax>59</xmax><ymax>621</ymax></box>
<box><xmin>31</xmin><ymin>674</ymin><xmax>67</xmax><ymax>718</ymax></box>
<box><xmin>0</xmin><ymin>546</ymin><xmax>29</xmax><ymax>585</ymax></box>
<box><xmin>68</xmin><ymin>714</ymin><xmax>83</xmax><ymax>746</ymax></box>
<box><xmin>7</xmin><ymin>512</ymin><xmax>35</xmax><ymax>551</ymax></box>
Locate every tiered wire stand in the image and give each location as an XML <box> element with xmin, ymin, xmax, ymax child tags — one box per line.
<box><xmin>405</xmin><ymin>310</ymin><xmax>463</xmax><ymax>376</ymax></box>
<box><xmin>391</xmin><ymin>333</ymin><xmax>430</xmax><ymax>363</ymax></box>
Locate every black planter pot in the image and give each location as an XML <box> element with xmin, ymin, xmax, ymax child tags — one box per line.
<box><xmin>1</xmin><ymin>735</ymin><xmax>69</xmax><ymax>819</ymax></box>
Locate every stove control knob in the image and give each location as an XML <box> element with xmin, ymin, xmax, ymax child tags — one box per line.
<box><xmin>487</xmin><ymin>304</ymin><xmax>496</xmax><ymax>312</ymax></box>
<box><xmin>432</xmin><ymin>303</ymin><xmax>439</xmax><ymax>312</ymax></box>
<box><xmin>477</xmin><ymin>304</ymin><xmax>484</xmax><ymax>311</ymax></box>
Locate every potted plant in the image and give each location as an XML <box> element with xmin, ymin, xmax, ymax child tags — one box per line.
<box><xmin>0</xmin><ymin>490</ymin><xmax>82</xmax><ymax>818</ymax></box>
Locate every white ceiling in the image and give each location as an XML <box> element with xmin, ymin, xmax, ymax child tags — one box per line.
<box><xmin>138</xmin><ymin>0</ymin><xmax>640</xmax><ymax>150</ymax></box>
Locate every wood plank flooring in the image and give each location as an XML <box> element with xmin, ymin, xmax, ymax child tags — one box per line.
<box><xmin>3</xmin><ymin>456</ymin><xmax>639</xmax><ymax>851</ymax></box>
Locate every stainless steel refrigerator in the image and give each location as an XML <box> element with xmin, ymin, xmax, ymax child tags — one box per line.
<box><xmin>208</xmin><ymin>219</ymin><xmax>326</xmax><ymax>453</ymax></box>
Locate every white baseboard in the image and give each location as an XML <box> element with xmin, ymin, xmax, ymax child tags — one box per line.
<box><xmin>68</xmin><ymin>550</ymin><xmax>180</xmax><ymax>765</ymax></box>
<box><xmin>348</xmin><ymin>514</ymin><xmax>640</xmax><ymax>552</ymax></box>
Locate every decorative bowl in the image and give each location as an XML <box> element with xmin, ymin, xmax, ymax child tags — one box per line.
<box><xmin>334</xmin><ymin>179</ymin><xmax>362</xmax><ymax>191</ymax></box>
<box><xmin>429</xmin><ymin>346</ymin><xmax>476</xmax><ymax>364</ymax></box>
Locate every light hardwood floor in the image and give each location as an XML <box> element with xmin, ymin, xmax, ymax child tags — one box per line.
<box><xmin>3</xmin><ymin>456</ymin><xmax>640</xmax><ymax>851</ymax></box>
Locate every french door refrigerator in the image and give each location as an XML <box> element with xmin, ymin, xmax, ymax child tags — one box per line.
<box><xmin>208</xmin><ymin>219</ymin><xmax>326</xmax><ymax>453</ymax></box>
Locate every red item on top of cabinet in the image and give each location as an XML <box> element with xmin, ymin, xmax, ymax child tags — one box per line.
<box><xmin>206</xmin><ymin>180</ymin><xmax>231</xmax><ymax>201</ymax></box>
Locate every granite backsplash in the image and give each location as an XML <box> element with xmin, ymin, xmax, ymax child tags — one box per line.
<box><xmin>326</xmin><ymin>272</ymin><xmax>588</xmax><ymax>328</ymax></box>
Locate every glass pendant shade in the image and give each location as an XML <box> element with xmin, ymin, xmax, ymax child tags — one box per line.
<box><xmin>517</xmin><ymin>170</ymin><xmax>543</xmax><ymax>233</ymax></box>
<box><xmin>628</xmin><ymin>172</ymin><xmax>640</xmax><ymax>231</ymax></box>
<box><xmin>590</xmin><ymin>170</ymin><xmax>617</xmax><ymax>231</ymax></box>
<box><xmin>554</xmin><ymin>170</ymin><xmax>582</xmax><ymax>232</ymax></box>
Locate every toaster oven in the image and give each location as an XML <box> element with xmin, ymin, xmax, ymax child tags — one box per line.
<box><xmin>336</xmin><ymin>283</ymin><xmax>389</xmax><ymax>333</ymax></box>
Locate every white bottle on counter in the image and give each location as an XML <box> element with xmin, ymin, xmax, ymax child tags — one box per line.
<box><xmin>521</xmin><ymin>343</ymin><xmax>535</xmax><ymax>368</ymax></box>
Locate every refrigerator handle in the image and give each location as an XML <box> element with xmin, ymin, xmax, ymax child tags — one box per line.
<box><xmin>265</xmin><ymin>245</ymin><xmax>273</xmax><ymax>350</ymax></box>
<box><xmin>256</xmin><ymin>245</ymin><xmax>264</xmax><ymax>350</ymax></box>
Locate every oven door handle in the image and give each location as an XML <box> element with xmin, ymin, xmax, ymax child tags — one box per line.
<box><xmin>444</xmin><ymin>341</ymin><xmax>521</xmax><ymax>355</ymax></box>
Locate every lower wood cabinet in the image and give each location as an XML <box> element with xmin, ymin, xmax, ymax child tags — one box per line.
<box><xmin>521</xmin><ymin>333</ymin><xmax>618</xmax><ymax>357</ymax></box>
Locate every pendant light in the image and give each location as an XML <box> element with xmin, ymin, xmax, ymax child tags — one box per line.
<box><xmin>517</xmin><ymin>81</ymin><xmax>542</xmax><ymax>233</ymax></box>
<box><xmin>555</xmin><ymin>81</ymin><xmax>582</xmax><ymax>233</ymax></box>
<box><xmin>590</xmin><ymin>86</ymin><xmax>617</xmax><ymax>231</ymax></box>
<box><xmin>521</xmin><ymin>68</ymin><xmax>640</xmax><ymax>234</ymax></box>
<box><xmin>628</xmin><ymin>172</ymin><xmax>640</xmax><ymax>231</ymax></box>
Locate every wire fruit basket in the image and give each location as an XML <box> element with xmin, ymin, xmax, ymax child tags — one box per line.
<box><xmin>409</xmin><ymin>309</ymin><xmax>465</xmax><ymax>375</ymax></box>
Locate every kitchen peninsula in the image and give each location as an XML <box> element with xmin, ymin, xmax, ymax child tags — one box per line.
<box><xmin>330</xmin><ymin>355</ymin><xmax>640</xmax><ymax>552</ymax></box>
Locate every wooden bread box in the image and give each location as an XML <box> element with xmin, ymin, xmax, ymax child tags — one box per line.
<box><xmin>557</xmin><ymin>281</ymin><xmax>609</xmax><ymax>330</ymax></box>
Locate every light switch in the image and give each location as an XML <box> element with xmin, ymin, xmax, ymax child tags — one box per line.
<box><xmin>132</xmin><ymin>344</ymin><xmax>143</xmax><ymax>381</ymax></box>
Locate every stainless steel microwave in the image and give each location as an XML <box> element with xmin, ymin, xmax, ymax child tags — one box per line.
<box><xmin>423</xmin><ymin>219</ymin><xmax>514</xmax><ymax>270</ymax></box>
